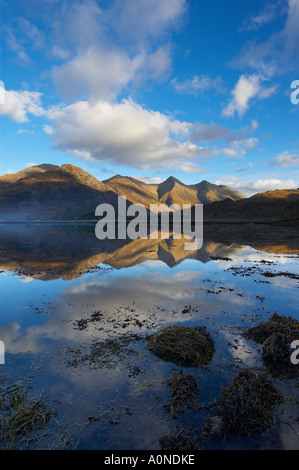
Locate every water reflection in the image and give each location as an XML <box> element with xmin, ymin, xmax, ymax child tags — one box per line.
<box><xmin>0</xmin><ymin>223</ymin><xmax>298</xmax><ymax>449</ymax></box>
<box><xmin>0</xmin><ymin>223</ymin><xmax>298</xmax><ymax>280</ymax></box>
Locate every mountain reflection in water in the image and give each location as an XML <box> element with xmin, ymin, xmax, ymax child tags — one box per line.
<box><xmin>0</xmin><ymin>223</ymin><xmax>298</xmax><ymax>280</ymax></box>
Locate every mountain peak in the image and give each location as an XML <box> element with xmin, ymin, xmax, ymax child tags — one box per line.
<box><xmin>164</xmin><ymin>176</ymin><xmax>183</xmax><ymax>185</ymax></box>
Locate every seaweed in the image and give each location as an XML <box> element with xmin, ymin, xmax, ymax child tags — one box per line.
<box><xmin>66</xmin><ymin>333</ymin><xmax>143</xmax><ymax>370</ymax></box>
<box><xmin>146</xmin><ymin>325</ymin><xmax>215</xmax><ymax>367</ymax></box>
<box><xmin>242</xmin><ymin>313</ymin><xmax>299</xmax><ymax>344</ymax></box>
<box><xmin>0</xmin><ymin>374</ymin><xmax>52</xmax><ymax>449</ymax></box>
<box><xmin>164</xmin><ymin>372</ymin><xmax>199</xmax><ymax>418</ymax></box>
<box><xmin>216</xmin><ymin>369</ymin><xmax>283</xmax><ymax>437</ymax></box>
<box><xmin>160</xmin><ymin>426</ymin><xmax>201</xmax><ymax>450</ymax></box>
<box><xmin>242</xmin><ymin>313</ymin><xmax>299</xmax><ymax>377</ymax></box>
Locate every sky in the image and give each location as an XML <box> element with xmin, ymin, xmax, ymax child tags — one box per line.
<box><xmin>0</xmin><ymin>0</ymin><xmax>299</xmax><ymax>196</ymax></box>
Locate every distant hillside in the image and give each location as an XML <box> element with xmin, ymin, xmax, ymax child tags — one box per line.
<box><xmin>0</xmin><ymin>164</ymin><xmax>246</xmax><ymax>221</ymax></box>
<box><xmin>203</xmin><ymin>189</ymin><xmax>299</xmax><ymax>223</ymax></box>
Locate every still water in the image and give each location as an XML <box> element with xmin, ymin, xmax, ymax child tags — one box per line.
<box><xmin>0</xmin><ymin>223</ymin><xmax>298</xmax><ymax>449</ymax></box>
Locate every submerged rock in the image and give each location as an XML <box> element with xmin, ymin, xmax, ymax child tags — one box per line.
<box><xmin>146</xmin><ymin>325</ymin><xmax>215</xmax><ymax>367</ymax></box>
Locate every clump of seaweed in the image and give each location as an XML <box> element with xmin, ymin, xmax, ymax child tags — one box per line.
<box><xmin>160</xmin><ymin>426</ymin><xmax>201</xmax><ymax>450</ymax></box>
<box><xmin>216</xmin><ymin>369</ymin><xmax>283</xmax><ymax>437</ymax></box>
<box><xmin>0</xmin><ymin>374</ymin><xmax>52</xmax><ymax>449</ymax></box>
<box><xmin>164</xmin><ymin>372</ymin><xmax>199</xmax><ymax>418</ymax></box>
<box><xmin>146</xmin><ymin>325</ymin><xmax>215</xmax><ymax>367</ymax></box>
<box><xmin>243</xmin><ymin>313</ymin><xmax>299</xmax><ymax>345</ymax></box>
<box><xmin>242</xmin><ymin>313</ymin><xmax>299</xmax><ymax>377</ymax></box>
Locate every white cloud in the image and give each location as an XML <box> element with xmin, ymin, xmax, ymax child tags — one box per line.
<box><xmin>43</xmin><ymin>124</ymin><xmax>54</xmax><ymax>135</ymax></box>
<box><xmin>171</xmin><ymin>75</ymin><xmax>226</xmax><ymax>96</ymax></box>
<box><xmin>4</xmin><ymin>27</ymin><xmax>31</xmax><ymax>65</ymax></box>
<box><xmin>174</xmin><ymin>161</ymin><xmax>205</xmax><ymax>173</ymax></box>
<box><xmin>240</xmin><ymin>1</ymin><xmax>284</xmax><ymax>31</ymax></box>
<box><xmin>271</xmin><ymin>151</ymin><xmax>299</xmax><ymax>168</ymax></box>
<box><xmin>4</xmin><ymin>18</ymin><xmax>45</xmax><ymax>65</ymax></box>
<box><xmin>112</xmin><ymin>0</ymin><xmax>186</xmax><ymax>41</ymax></box>
<box><xmin>52</xmin><ymin>46</ymin><xmax>143</xmax><ymax>101</ymax></box>
<box><xmin>223</xmin><ymin>74</ymin><xmax>277</xmax><ymax>118</ymax></box>
<box><xmin>215</xmin><ymin>175</ymin><xmax>298</xmax><ymax>197</ymax></box>
<box><xmin>16</xmin><ymin>129</ymin><xmax>31</xmax><ymax>135</ymax></box>
<box><xmin>136</xmin><ymin>175</ymin><xmax>165</xmax><ymax>185</ymax></box>
<box><xmin>233</xmin><ymin>0</ymin><xmax>299</xmax><ymax>75</ymax></box>
<box><xmin>47</xmin><ymin>98</ymin><xmax>208</xmax><ymax>170</ymax></box>
<box><xmin>55</xmin><ymin>0</ymin><xmax>104</xmax><ymax>49</ymax></box>
<box><xmin>191</xmin><ymin>123</ymin><xmax>229</xmax><ymax>142</ymax></box>
<box><xmin>52</xmin><ymin>44</ymin><xmax>172</xmax><ymax>102</ymax></box>
<box><xmin>0</xmin><ymin>87</ymin><xmax>45</xmax><ymax>122</ymax></box>
<box><xmin>219</xmin><ymin>138</ymin><xmax>259</xmax><ymax>160</ymax></box>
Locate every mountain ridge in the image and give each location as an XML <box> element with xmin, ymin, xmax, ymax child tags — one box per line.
<box><xmin>0</xmin><ymin>163</ymin><xmax>297</xmax><ymax>222</ymax></box>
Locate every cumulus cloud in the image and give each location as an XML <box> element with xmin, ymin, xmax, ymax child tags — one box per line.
<box><xmin>0</xmin><ymin>87</ymin><xmax>45</xmax><ymax>122</ymax></box>
<box><xmin>52</xmin><ymin>46</ymin><xmax>143</xmax><ymax>101</ymax></box>
<box><xmin>215</xmin><ymin>175</ymin><xmax>298</xmax><ymax>197</ymax></box>
<box><xmin>223</xmin><ymin>74</ymin><xmax>277</xmax><ymax>118</ymax></box>
<box><xmin>46</xmin><ymin>98</ymin><xmax>208</xmax><ymax>170</ymax></box>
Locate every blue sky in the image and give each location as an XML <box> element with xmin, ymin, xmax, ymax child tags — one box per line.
<box><xmin>0</xmin><ymin>0</ymin><xmax>299</xmax><ymax>196</ymax></box>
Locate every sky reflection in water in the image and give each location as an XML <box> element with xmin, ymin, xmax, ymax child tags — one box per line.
<box><xmin>0</xmin><ymin>224</ymin><xmax>298</xmax><ymax>450</ymax></box>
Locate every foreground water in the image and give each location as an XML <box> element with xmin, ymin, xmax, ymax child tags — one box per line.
<box><xmin>0</xmin><ymin>223</ymin><xmax>298</xmax><ymax>450</ymax></box>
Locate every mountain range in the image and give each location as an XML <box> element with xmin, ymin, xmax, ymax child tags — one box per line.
<box><xmin>0</xmin><ymin>163</ymin><xmax>243</xmax><ymax>221</ymax></box>
<box><xmin>0</xmin><ymin>163</ymin><xmax>298</xmax><ymax>223</ymax></box>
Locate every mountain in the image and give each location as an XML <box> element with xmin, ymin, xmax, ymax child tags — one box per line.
<box><xmin>0</xmin><ymin>164</ymin><xmax>126</xmax><ymax>221</ymax></box>
<box><xmin>203</xmin><ymin>189</ymin><xmax>299</xmax><ymax>222</ymax></box>
<box><xmin>104</xmin><ymin>174</ymin><xmax>244</xmax><ymax>209</ymax></box>
<box><xmin>191</xmin><ymin>180</ymin><xmax>244</xmax><ymax>204</ymax></box>
<box><xmin>0</xmin><ymin>164</ymin><xmax>245</xmax><ymax>221</ymax></box>
<box><xmin>156</xmin><ymin>176</ymin><xmax>199</xmax><ymax>206</ymax></box>
<box><xmin>103</xmin><ymin>174</ymin><xmax>158</xmax><ymax>207</ymax></box>
<box><xmin>0</xmin><ymin>164</ymin><xmax>58</xmax><ymax>191</ymax></box>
